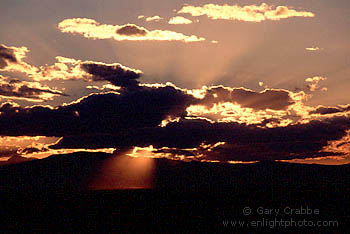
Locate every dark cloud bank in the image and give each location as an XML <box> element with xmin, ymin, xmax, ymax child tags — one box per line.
<box><xmin>1</xmin><ymin>67</ymin><xmax>350</xmax><ymax>162</ymax></box>
<box><xmin>80</xmin><ymin>62</ymin><xmax>142</xmax><ymax>87</ymax></box>
<box><xmin>1</xmin><ymin>43</ymin><xmax>350</xmax><ymax>162</ymax></box>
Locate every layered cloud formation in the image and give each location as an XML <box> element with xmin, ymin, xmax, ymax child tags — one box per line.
<box><xmin>0</xmin><ymin>75</ymin><xmax>67</xmax><ymax>102</ymax></box>
<box><xmin>58</xmin><ymin>18</ymin><xmax>205</xmax><ymax>42</ymax></box>
<box><xmin>178</xmin><ymin>3</ymin><xmax>315</xmax><ymax>22</ymax></box>
<box><xmin>0</xmin><ymin>43</ymin><xmax>143</xmax><ymax>102</ymax></box>
<box><xmin>0</xmin><ymin>41</ymin><xmax>349</xmax><ymax>164</ymax></box>
<box><xmin>34</xmin><ymin>56</ymin><xmax>143</xmax><ymax>88</ymax></box>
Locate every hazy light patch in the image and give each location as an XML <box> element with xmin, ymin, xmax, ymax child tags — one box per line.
<box><xmin>306</xmin><ymin>47</ymin><xmax>320</xmax><ymax>51</ymax></box>
<box><xmin>89</xmin><ymin>149</ymin><xmax>155</xmax><ymax>190</ymax></box>
<box><xmin>178</xmin><ymin>3</ymin><xmax>315</xmax><ymax>22</ymax></box>
<box><xmin>58</xmin><ymin>18</ymin><xmax>205</xmax><ymax>42</ymax></box>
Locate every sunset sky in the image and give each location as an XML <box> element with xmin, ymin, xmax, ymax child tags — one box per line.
<box><xmin>1</xmin><ymin>0</ymin><xmax>350</xmax><ymax>165</ymax></box>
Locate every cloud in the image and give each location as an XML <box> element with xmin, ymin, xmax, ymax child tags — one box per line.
<box><xmin>80</xmin><ymin>61</ymin><xmax>142</xmax><ymax>87</ymax></box>
<box><xmin>178</xmin><ymin>3</ymin><xmax>315</xmax><ymax>22</ymax></box>
<box><xmin>1</xmin><ymin>43</ymin><xmax>349</xmax><ymax>163</ymax></box>
<box><xmin>0</xmin><ymin>75</ymin><xmax>67</xmax><ymax>102</ymax></box>
<box><xmin>13</xmin><ymin>52</ymin><xmax>143</xmax><ymax>87</ymax></box>
<box><xmin>168</xmin><ymin>16</ymin><xmax>193</xmax><ymax>25</ymax></box>
<box><xmin>58</xmin><ymin>18</ymin><xmax>205</xmax><ymax>42</ymax></box>
<box><xmin>0</xmin><ymin>136</ymin><xmax>58</xmax><ymax>162</ymax></box>
<box><xmin>0</xmin><ymin>84</ymin><xmax>194</xmax><ymax>137</ymax></box>
<box><xmin>145</xmin><ymin>16</ymin><xmax>163</xmax><ymax>22</ymax></box>
<box><xmin>180</xmin><ymin>86</ymin><xmax>304</xmax><ymax>126</ymax></box>
<box><xmin>310</xmin><ymin>105</ymin><xmax>350</xmax><ymax>115</ymax></box>
<box><xmin>1</xmin><ymin>76</ymin><xmax>349</xmax><ymax>162</ymax></box>
<box><xmin>0</xmin><ymin>44</ymin><xmax>144</xmax><ymax>97</ymax></box>
<box><xmin>116</xmin><ymin>24</ymin><xmax>147</xmax><ymax>36</ymax></box>
<box><xmin>0</xmin><ymin>44</ymin><xmax>18</xmax><ymax>68</ymax></box>
<box><xmin>305</xmin><ymin>76</ymin><xmax>327</xmax><ymax>92</ymax></box>
<box><xmin>0</xmin><ymin>44</ymin><xmax>37</xmax><ymax>74</ymax></box>
<box><xmin>51</xmin><ymin>115</ymin><xmax>350</xmax><ymax>162</ymax></box>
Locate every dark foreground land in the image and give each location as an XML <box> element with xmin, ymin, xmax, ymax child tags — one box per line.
<box><xmin>0</xmin><ymin>152</ymin><xmax>349</xmax><ymax>232</ymax></box>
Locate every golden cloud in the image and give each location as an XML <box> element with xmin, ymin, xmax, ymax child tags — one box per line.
<box><xmin>58</xmin><ymin>18</ymin><xmax>205</xmax><ymax>42</ymax></box>
<box><xmin>145</xmin><ymin>16</ymin><xmax>163</xmax><ymax>22</ymax></box>
<box><xmin>178</xmin><ymin>3</ymin><xmax>315</xmax><ymax>22</ymax></box>
<box><xmin>0</xmin><ymin>44</ymin><xmax>37</xmax><ymax>74</ymax></box>
<box><xmin>168</xmin><ymin>16</ymin><xmax>193</xmax><ymax>25</ymax></box>
<box><xmin>305</xmin><ymin>76</ymin><xmax>327</xmax><ymax>92</ymax></box>
<box><xmin>32</xmin><ymin>56</ymin><xmax>143</xmax><ymax>84</ymax></box>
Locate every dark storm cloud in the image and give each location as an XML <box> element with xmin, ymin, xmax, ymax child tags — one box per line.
<box><xmin>51</xmin><ymin>116</ymin><xmax>350</xmax><ymax>161</ymax></box>
<box><xmin>1</xmin><ymin>73</ymin><xmax>348</xmax><ymax>161</ymax></box>
<box><xmin>0</xmin><ymin>41</ymin><xmax>348</xmax><ymax>162</ymax></box>
<box><xmin>116</xmin><ymin>24</ymin><xmax>148</xmax><ymax>36</ymax></box>
<box><xmin>0</xmin><ymin>44</ymin><xmax>18</xmax><ymax>69</ymax></box>
<box><xmin>80</xmin><ymin>62</ymin><xmax>142</xmax><ymax>87</ymax></box>
<box><xmin>310</xmin><ymin>105</ymin><xmax>350</xmax><ymax>115</ymax></box>
<box><xmin>0</xmin><ymin>85</ymin><xmax>194</xmax><ymax>136</ymax></box>
<box><xmin>199</xmin><ymin>86</ymin><xmax>293</xmax><ymax>110</ymax></box>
